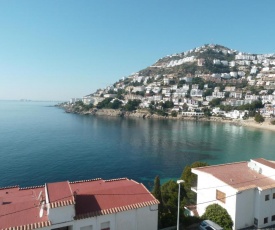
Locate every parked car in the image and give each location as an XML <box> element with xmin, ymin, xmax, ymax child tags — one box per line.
<box><xmin>199</xmin><ymin>220</ymin><xmax>223</xmax><ymax>230</ymax></box>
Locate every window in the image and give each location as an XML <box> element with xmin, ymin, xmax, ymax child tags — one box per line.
<box><xmin>272</xmin><ymin>215</ymin><xmax>275</xmax><ymax>221</ymax></box>
<box><xmin>254</xmin><ymin>218</ymin><xmax>258</xmax><ymax>227</ymax></box>
<box><xmin>101</xmin><ymin>221</ymin><xmax>110</xmax><ymax>230</ymax></box>
<box><xmin>216</xmin><ymin>190</ymin><xmax>226</xmax><ymax>203</ymax></box>
<box><xmin>265</xmin><ymin>194</ymin><xmax>270</xmax><ymax>201</ymax></box>
<box><xmin>80</xmin><ymin>226</ymin><xmax>93</xmax><ymax>230</ymax></box>
<box><xmin>273</xmin><ymin>193</ymin><xmax>275</xmax><ymax>199</ymax></box>
<box><xmin>264</xmin><ymin>217</ymin><xmax>268</xmax><ymax>224</ymax></box>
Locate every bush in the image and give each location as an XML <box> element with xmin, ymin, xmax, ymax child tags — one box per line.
<box><xmin>171</xmin><ymin>111</ymin><xmax>178</xmax><ymax>117</ymax></box>
<box><xmin>254</xmin><ymin>113</ymin><xmax>265</xmax><ymax>123</ymax></box>
<box><xmin>271</xmin><ymin>120</ymin><xmax>275</xmax><ymax>125</ymax></box>
<box><xmin>202</xmin><ymin>204</ymin><xmax>233</xmax><ymax>230</ymax></box>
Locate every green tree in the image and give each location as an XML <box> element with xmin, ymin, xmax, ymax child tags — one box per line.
<box><xmin>254</xmin><ymin>113</ymin><xmax>264</xmax><ymax>123</ymax></box>
<box><xmin>203</xmin><ymin>89</ymin><xmax>213</xmax><ymax>97</ymax></box>
<box><xmin>124</xmin><ymin>99</ymin><xmax>141</xmax><ymax>111</ymax></box>
<box><xmin>181</xmin><ymin>162</ymin><xmax>208</xmax><ymax>204</ymax></box>
<box><xmin>161</xmin><ymin>180</ymin><xmax>185</xmax><ymax>228</ymax></box>
<box><xmin>209</xmin><ymin>98</ymin><xmax>222</xmax><ymax>107</ymax></box>
<box><xmin>152</xmin><ymin>176</ymin><xmax>163</xmax><ymax>228</ymax></box>
<box><xmin>109</xmin><ymin>99</ymin><xmax>122</xmax><ymax>109</ymax></box>
<box><xmin>202</xmin><ymin>204</ymin><xmax>233</xmax><ymax>230</ymax></box>
<box><xmin>96</xmin><ymin>98</ymin><xmax>112</xmax><ymax>109</ymax></box>
<box><xmin>171</xmin><ymin>111</ymin><xmax>178</xmax><ymax>117</ymax></box>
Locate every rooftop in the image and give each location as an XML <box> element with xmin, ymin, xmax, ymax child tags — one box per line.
<box><xmin>0</xmin><ymin>178</ymin><xmax>158</xmax><ymax>230</ymax></box>
<box><xmin>192</xmin><ymin>158</ymin><xmax>275</xmax><ymax>191</ymax></box>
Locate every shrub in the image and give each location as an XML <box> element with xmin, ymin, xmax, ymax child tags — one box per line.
<box><xmin>254</xmin><ymin>113</ymin><xmax>265</xmax><ymax>123</ymax></box>
<box><xmin>202</xmin><ymin>204</ymin><xmax>233</xmax><ymax>230</ymax></box>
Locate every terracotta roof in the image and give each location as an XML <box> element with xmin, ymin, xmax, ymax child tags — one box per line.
<box><xmin>46</xmin><ymin>181</ymin><xmax>75</xmax><ymax>208</ymax></box>
<box><xmin>0</xmin><ymin>178</ymin><xmax>158</xmax><ymax>229</ymax></box>
<box><xmin>0</xmin><ymin>187</ymin><xmax>49</xmax><ymax>230</ymax></box>
<box><xmin>70</xmin><ymin>178</ymin><xmax>159</xmax><ymax>220</ymax></box>
<box><xmin>193</xmin><ymin>160</ymin><xmax>275</xmax><ymax>191</ymax></box>
<box><xmin>253</xmin><ymin>158</ymin><xmax>275</xmax><ymax>169</ymax></box>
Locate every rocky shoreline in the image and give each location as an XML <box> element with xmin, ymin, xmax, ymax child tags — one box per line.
<box><xmin>59</xmin><ymin>105</ymin><xmax>275</xmax><ymax>132</ymax></box>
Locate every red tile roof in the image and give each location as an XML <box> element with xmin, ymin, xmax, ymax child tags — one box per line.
<box><xmin>0</xmin><ymin>178</ymin><xmax>159</xmax><ymax>229</ymax></box>
<box><xmin>193</xmin><ymin>160</ymin><xmax>275</xmax><ymax>191</ymax></box>
<box><xmin>46</xmin><ymin>181</ymin><xmax>75</xmax><ymax>208</ymax></box>
<box><xmin>70</xmin><ymin>178</ymin><xmax>159</xmax><ymax>220</ymax></box>
<box><xmin>0</xmin><ymin>186</ymin><xmax>50</xmax><ymax>230</ymax></box>
<box><xmin>253</xmin><ymin>158</ymin><xmax>275</xmax><ymax>169</ymax></box>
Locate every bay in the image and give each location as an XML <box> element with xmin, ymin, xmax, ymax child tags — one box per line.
<box><xmin>0</xmin><ymin>100</ymin><xmax>274</xmax><ymax>188</ymax></box>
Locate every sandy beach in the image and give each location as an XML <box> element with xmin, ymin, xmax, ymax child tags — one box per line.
<box><xmin>238</xmin><ymin>118</ymin><xmax>275</xmax><ymax>132</ymax></box>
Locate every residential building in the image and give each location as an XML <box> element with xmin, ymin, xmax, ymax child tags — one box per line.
<box><xmin>191</xmin><ymin>158</ymin><xmax>275</xmax><ymax>229</ymax></box>
<box><xmin>70</xmin><ymin>98</ymin><xmax>82</xmax><ymax>104</ymax></box>
<box><xmin>0</xmin><ymin>178</ymin><xmax>159</xmax><ymax>230</ymax></box>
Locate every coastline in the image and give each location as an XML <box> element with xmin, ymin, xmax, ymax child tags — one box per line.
<box><xmin>60</xmin><ymin>106</ymin><xmax>275</xmax><ymax>132</ymax></box>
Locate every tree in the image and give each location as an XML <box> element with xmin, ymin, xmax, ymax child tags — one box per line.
<box><xmin>209</xmin><ymin>98</ymin><xmax>222</xmax><ymax>107</ymax></box>
<box><xmin>203</xmin><ymin>89</ymin><xmax>213</xmax><ymax>97</ymax></box>
<box><xmin>254</xmin><ymin>113</ymin><xmax>264</xmax><ymax>123</ymax></box>
<box><xmin>202</xmin><ymin>204</ymin><xmax>233</xmax><ymax>230</ymax></box>
<box><xmin>124</xmin><ymin>99</ymin><xmax>141</xmax><ymax>111</ymax></box>
<box><xmin>152</xmin><ymin>176</ymin><xmax>163</xmax><ymax>228</ymax></box>
<box><xmin>181</xmin><ymin>162</ymin><xmax>208</xmax><ymax>204</ymax></box>
<box><xmin>161</xmin><ymin>180</ymin><xmax>185</xmax><ymax>228</ymax></box>
<box><xmin>171</xmin><ymin>111</ymin><xmax>177</xmax><ymax>117</ymax></box>
<box><xmin>109</xmin><ymin>99</ymin><xmax>122</xmax><ymax>109</ymax></box>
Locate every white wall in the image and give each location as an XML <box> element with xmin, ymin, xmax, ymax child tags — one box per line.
<box><xmin>48</xmin><ymin>205</ymin><xmax>75</xmax><ymax>224</ymax></box>
<box><xmin>194</xmin><ymin>171</ymin><xmax>237</xmax><ymax>229</ymax></box>
<box><xmin>235</xmin><ymin>189</ymin><xmax>255</xmax><ymax>229</ymax></box>
<box><xmin>42</xmin><ymin>205</ymin><xmax>158</xmax><ymax>230</ymax></box>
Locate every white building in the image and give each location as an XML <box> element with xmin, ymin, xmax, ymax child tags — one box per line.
<box><xmin>70</xmin><ymin>98</ymin><xmax>82</xmax><ymax>104</ymax></box>
<box><xmin>191</xmin><ymin>158</ymin><xmax>275</xmax><ymax>229</ymax></box>
<box><xmin>0</xmin><ymin>178</ymin><xmax>159</xmax><ymax>230</ymax></box>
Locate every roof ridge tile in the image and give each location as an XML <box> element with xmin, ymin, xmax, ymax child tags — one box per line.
<box><xmin>0</xmin><ymin>185</ymin><xmax>19</xmax><ymax>190</ymax></box>
<box><xmin>74</xmin><ymin>200</ymin><xmax>160</xmax><ymax>220</ymax></box>
<box><xmin>70</xmin><ymin>178</ymin><xmax>102</xmax><ymax>184</ymax></box>
<box><xmin>19</xmin><ymin>185</ymin><xmax>45</xmax><ymax>190</ymax></box>
<box><xmin>0</xmin><ymin>221</ymin><xmax>51</xmax><ymax>230</ymax></box>
<box><xmin>105</xmin><ymin>178</ymin><xmax>128</xmax><ymax>182</ymax></box>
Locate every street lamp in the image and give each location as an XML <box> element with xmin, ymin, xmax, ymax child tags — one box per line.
<box><xmin>177</xmin><ymin>179</ymin><xmax>184</xmax><ymax>230</ymax></box>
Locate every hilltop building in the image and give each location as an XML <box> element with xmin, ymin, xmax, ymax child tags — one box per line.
<box><xmin>191</xmin><ymin>158</ymin><xmax>275</xmax><ymax>230</ymax></box>
<box><xmin>0</xmin><ymin>178</ymin><xmax>159</xmax><ymax>230</ymax></box>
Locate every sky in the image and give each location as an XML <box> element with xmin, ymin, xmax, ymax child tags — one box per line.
<box><xmin>0</xmin><ymin>0</ymin><xmax>275</xmax><ymax>101</ymax></box>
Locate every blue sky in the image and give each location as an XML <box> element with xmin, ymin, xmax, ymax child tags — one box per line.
<box><xmin>0</xmin><ymin>0</ymin><xmax>275</xmax><ymax>101</ymax></box>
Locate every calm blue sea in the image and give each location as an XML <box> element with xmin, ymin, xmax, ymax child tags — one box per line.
<box><xmin>1</xmin><ymin>100</ymin><xmax>275</xmax><ymax>188</ymax></box>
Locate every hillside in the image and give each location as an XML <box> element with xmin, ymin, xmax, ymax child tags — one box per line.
<box><xmin>67</xmin><ymin>44</ymin><xmax>275</xmax><ymax>120</ymax></box>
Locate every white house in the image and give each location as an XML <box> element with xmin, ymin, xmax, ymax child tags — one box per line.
<box><xmin>191</xmin><ymin>158</ymin><xmax>275</xmax><ymax>230</ymax></box>
<box><xmin>0</xmin><ymin>178</ymin><xmax>159</xmax><ymax>230</ymax></box>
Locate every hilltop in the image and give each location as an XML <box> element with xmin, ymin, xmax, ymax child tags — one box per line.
<box><xmin>64</xmin><ymin>44</ymin><xmax>275</xmax><ymax>123</ymax></box>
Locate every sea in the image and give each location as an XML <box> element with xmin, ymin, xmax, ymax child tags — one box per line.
<box><xmin>1</xmin><ymin>100</ymin><xmax>275</xmax><ymax>189</ymax></box>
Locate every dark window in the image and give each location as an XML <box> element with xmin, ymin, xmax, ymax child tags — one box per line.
<box><xmin>272</xmin><ymin>215</ymin><xmax>275</xmax><ymax>221</ymax></box>
<box><xmin>273</xmin><ymin>193</ymin><xmax>275</xmax><ymax>199</ymax></box>
<box><xmin>264</xmin><ymin>217</ymin><xmax>268</xmax><ymax>224</ymax></box>
<box><xmin>265</xmin><ymin>194</ymin><xmax>270</xmax><ymax>201</ymax></box>
<box><xmin>254</xmin><ymin>218</ymin><xmax>258</xmax><ymax>226</ymax></box>
<box><xmin>52</xmin><ymin>227</ymin><xmax>69</xmax><ymax>230</ymax></box>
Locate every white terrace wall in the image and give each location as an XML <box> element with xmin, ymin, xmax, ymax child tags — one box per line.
<box><xmin>38</xmin><ymin>204</ymin><xmax>158</xmax><ymax>230</ymax></box>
